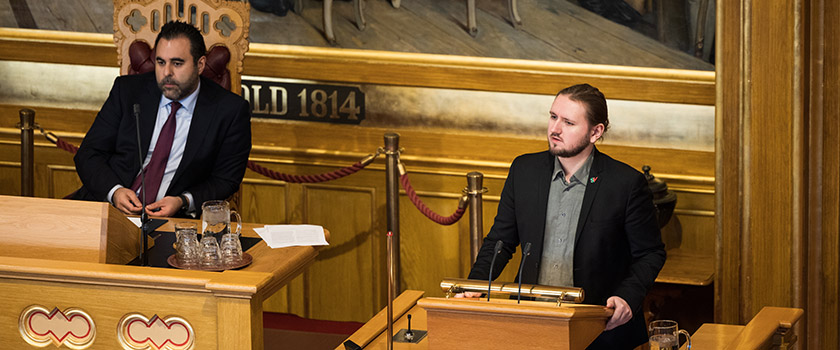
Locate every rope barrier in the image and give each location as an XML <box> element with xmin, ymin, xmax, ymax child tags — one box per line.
<box><xmin>39</xmin><ymin>128</ymin><xmax>379</xmax><ymax>184</ymax></box>
<box><xmin>52</xmin><ymin>133</ymin><xmax>79</xmax><ymax>154</ymax></box>
<box><xmin>398</xmin><ymin>163</ymin><xmax>468</xmax><ymax>225</ymax></box>
<box><xmin>246</xmin><ymin>152</ymin><xmax>377</xmax><ymax>183</ymax></box>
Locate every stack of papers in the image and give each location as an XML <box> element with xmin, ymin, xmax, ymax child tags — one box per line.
<box><xmin>254</xmin><ymin>225</ymin><xmax>329</xmax><ymax>249</ymax></box>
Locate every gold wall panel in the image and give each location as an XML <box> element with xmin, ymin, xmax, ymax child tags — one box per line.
<box><xmin>46</xmin><ymin>164</ymin><xmax>81</xmax><ymax>199</ymax></box>
<box><xmin>240</xmin><ymin>179</ymin><xmax>288</xmax><ymax>225</ymax></box>
<box><xmin>0</xmin><ymin>161</ymin><xmax>20</xmax><ymax>196</ymax></box>
<box><xmin>303</xmin><ymin>184</ymin><xmax>380</xmax><ymax>322</ymax></box>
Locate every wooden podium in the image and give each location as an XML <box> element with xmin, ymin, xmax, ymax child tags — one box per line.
<box><xmin>0</xmin><ymin>195</ymin><xmax>140</xmax><ymax>264</ymax></box>
<box><xmin>341</xmin><ymin>291</ymin><xmax>612</xmax><ymax>350</ymax></box>
<box><xmin>419</xmin><ymin>297</ymin><xmax>612</xmax><ymax>350</ymax></box>
<box><xmin>0</xmin><ymin>196</ymin><xmax>324</xmax><ymax>349</ymax></box>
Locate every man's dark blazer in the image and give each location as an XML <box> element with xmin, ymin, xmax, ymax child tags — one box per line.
<box><xmin>72</xmin><ymin>72</ymin><xmax>251</xmax><ymax>214</ymax></box>
<box><xmin>468</xmin><ymin>148</ymin><xmax>666</xmax><ymax>349</ymax></box>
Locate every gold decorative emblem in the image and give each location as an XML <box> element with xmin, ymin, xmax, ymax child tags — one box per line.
<box><xmin>18</xmin><ymin>305</ymin><xmax>96</xmax><ymax>349</ymax></box>
<box><xmin>117</xmin><ymin>314</ymin><xmax>195</xmax><ymax>350</ymax></box>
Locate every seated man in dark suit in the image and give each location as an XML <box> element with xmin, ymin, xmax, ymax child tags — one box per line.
<box><xmin>464</xmin><ymin>84</ymin><xmax>666</xmax><ymax>349</ymax></box>
<box><xmin>72</xmin><ymin>21</ymin><xmax>251</xmax><ymax>217</ymax></box>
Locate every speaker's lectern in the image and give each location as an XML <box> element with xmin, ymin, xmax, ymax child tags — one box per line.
<box><xmin>419</xmin><ymin>297</ymin><xmax>611</xmax><ymax>350</ymax></box>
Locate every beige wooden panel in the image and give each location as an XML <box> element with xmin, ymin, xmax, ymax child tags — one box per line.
<box><xmin>303</xmin><ymin>184</ymin><xmax>379</xmax><ymax>322</ymax></box>
<box><xmin>399</xmin><ymin>195</ymin><xmax>465</xmax><ymax>298</ymax></box>
<box><xmin>745</xmin><ymin>0</ymin><xmax>798</xmax><ymax>318</ymax></box>
<box><xmin>262</xmin><ymin>273</ymin><xmax>306</xmax><ymax>315</ymax></box>
<box><xmin>46</xmin><ymin>164</ymin><xmax>80</xmax><ymax>199</ymax></box>
<box><xmin>0</xmin><ymin>278</ymin><xmax>218</xmax><ymax>349</ymax></box>
<box><xmin>240</xmin><ymin>178</ymin><xmax>301</xmax><ymax>316</ymax></box>
<box><xmin>240</xmin><ymin>178</ymin><xmax>288</xmax><ymax>225</ymax></box>
<box><xmin>674</xmin><ymin>214</ymin><xmax>715</xmax><ymax>255</ymax></box>
<box><xmin>0</xmin><ymin>161</ymin><xmax>20</xmax><ymax>196</ymax></box>
<box><xmin>217</xmin><ymin>297</ymin><xmax>263</xmax><ymax>350</ymax></box>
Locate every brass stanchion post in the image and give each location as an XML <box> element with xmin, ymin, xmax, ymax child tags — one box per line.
<box><xmin>466</xmin><ymin>172</ymin><xmax>485</xmax><ymax>264</ymax></box>
<box><xmin>384</xmin><ymin>132</ymin><xmax>401</xmax><ymax>296</ymax></box>
<box><xmin>19</xmin><ymin>109</ymin><xmax>35</xmax><ymax>197</ymax></box>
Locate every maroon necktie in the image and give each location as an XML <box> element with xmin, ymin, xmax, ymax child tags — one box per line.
<box><xmin>131</xmin><ymin>101</ymin><xmax>181</xmax><ymax>205</ymax></box>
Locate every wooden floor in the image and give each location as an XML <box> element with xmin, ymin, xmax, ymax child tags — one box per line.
<box><xmin>0</xmin><ymin>0</ymin><xmax>713</xmax><ymax>70</ymax></box>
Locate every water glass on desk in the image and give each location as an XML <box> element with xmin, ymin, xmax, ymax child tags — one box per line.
<box><xmin>174</xmin><ymin>222</ymin><xmax>200</xmax><ymax>267</ymax></box>
<box><xmin>200</xmin><ymin>235</ymin><xmax>222</xmax><ymax>269</ymax></box>
<box><xmin>220</xmin><ymin>233</ymin><xmax>243</xmax><ymax>265</ymax></box>
<box><xmin>649</xmin><ymin>320</ymin><xmax>691</xmax><ymax>350</ymax></box>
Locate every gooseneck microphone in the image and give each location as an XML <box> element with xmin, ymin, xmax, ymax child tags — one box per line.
<box><xmin>516</xmin><ymin>242</ymin><xmax>532</xmax><ymax>304</ymax></box>
<box><xmin>487</xmin><ymin>240</ymin><xmax>504</xmax><ymax>301</ymax></box>
<box><xmin>134</xmin><ymin>103</ymin><xmax>149</xmax><ymax>266</ymax></box>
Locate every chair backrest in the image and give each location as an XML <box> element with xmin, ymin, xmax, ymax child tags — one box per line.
<box><xmin>113</xmin><ymin>0</ymin><xmax>250</xmax><ymax>92</ymax></box>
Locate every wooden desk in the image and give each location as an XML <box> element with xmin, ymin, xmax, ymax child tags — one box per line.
<box><xmin>655</xmin><ymin>248</ymin><xmax>714</xmax><ymax>286</ymax></box>
<box><xmin>679</xmin><ymin>307</ymin><xmax>803</xmax><ymax>350</ymax></box>
<box><xmin>0</xmin><ymin>210</ymin><xmax>325</xmax><ymax>349</ymax></box>
<box><xmin>339</xmin><ymin>290</ymin><xmax>428</xmax><ymax>350</ymax></box>
<box><xmin>680</xmin><ymin>324</ymin><xmax>743</xmax><ymax>349</ymax></box>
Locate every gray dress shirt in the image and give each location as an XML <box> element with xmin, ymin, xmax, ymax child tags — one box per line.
<box><xmin>537</xmin><ymin>150</ymin><xmax>594</xmax><ymax>287</ymax></box>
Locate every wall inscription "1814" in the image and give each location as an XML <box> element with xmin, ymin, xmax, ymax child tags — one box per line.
<box><xmin>241</xmin><ymin>80</ymin><xmax>365</xmax><ymax>124</ymax></box>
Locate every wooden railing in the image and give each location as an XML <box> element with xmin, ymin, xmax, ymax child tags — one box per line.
<box><xmin>0</xmin><ymin>27</ymin><xmax>715</xmax><ymax>105</ymax></box>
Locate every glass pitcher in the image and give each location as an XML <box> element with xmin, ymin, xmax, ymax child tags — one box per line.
<box><xmin>649</xmin><ymin>320</ymin><xmax>691</xmax><ymax>350</ymax></box>
<box><xmin>200</xmin><ymin>200</ymin><xmax>242</xmax><ymax>240</ymax></box>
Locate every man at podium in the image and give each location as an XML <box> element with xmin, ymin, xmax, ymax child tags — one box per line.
<box><xmin>72</xmin><ymin>21</ymin><xmax>252</xmax><ymax>218</ymax></box>
<box><xmin>466</xmin><ymin>84</ymin><xmax>666</xmax><ymax>349</ymax></box>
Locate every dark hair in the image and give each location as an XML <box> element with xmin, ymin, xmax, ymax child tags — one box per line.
<box><xmin>154</xmin><ymin>21</ymin><xmax>206</xmax><ymax>64</ymax></box>
<box><xmin>556</xmin><ymin>84</ymin><xmax>609</xmax><ymax>135</ymax></box>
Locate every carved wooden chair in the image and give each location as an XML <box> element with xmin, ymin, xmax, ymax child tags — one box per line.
<box><xmin>113</xmin><ymin>0</ymin><xmax>251</xmax><ymax>93</ymax></box>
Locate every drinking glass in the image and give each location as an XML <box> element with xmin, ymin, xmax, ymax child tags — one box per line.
<box><xmin>174</xmin><ymin>222</ymin><xmax>200</xmax><ymax>267</ymax></box>
<box><xmin>220</xmin><ymin>233</ymin><xmax>243</xmax><ymax>266</ymax></box>
<box><xmin>649</xmin><ymin>320</ymin><xmax>691</xmax><ymax>350</ymax></box>
<box><xmin>199</xmin><ymin>235</ymin><xmax>222</xmax><ymax>269</ymax></box>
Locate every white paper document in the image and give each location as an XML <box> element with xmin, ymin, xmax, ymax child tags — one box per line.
<box><xmin>254</xmin><ymin>225</ymin><xmax>329</xmax><ymax>248</ymax></box>
<box><xmin>128</xmin><ymin>217</ymin><xmax>142</xmax><ymax>228</ymax></box>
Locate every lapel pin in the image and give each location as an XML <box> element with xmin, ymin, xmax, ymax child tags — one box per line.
<box><xmin>590</xmin><ymin>177</ymin><xmax>598</xmax><ymax>184</ymax></box>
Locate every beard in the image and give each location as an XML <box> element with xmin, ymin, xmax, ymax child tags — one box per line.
<box><xmin>548</xmin><ymin>133</ymin><xmax>591</xmax><ymax>158</ymax></box>
<box><xmin>158</xmin><ymin>74</ymin><xmax>199</xmax><ymax>101</ymax></box>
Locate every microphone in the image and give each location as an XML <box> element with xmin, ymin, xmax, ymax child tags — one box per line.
<box><xmin>516</xmin><ymin>242</ymin><xmax>532</xmax><ymax>304</ymax></box>
<box><xmin>342</xmin><ymin>340</ymin><xmax>363</xmax><ymax>350</ymax></box>
<box><xmin>133</xmin><ymin>103</ymin><xmax>149</xmax><ymax>266</ymax></box>
<box><xmin>487</xmin><ymin>240</ymin><xmax>504</xmax><ymax>301</ymax></box>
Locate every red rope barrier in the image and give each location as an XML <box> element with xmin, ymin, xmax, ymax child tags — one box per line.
<box><xmin>247</xmin><ymin>160</ymin><xmax>369</xmax><ymax>183</ymax></box>
<box><xmin>54</xmin><ymin>135</ymin><xmax>79</xmax><ymax>154</ymax></box>
<box><xmin>400</xmin><ymin>172</ymin><xmax>467</xmax><ymax>225</ymax></box>
<box><xmin>48</xmin><ymin>134</ymin><xmax>374</xmax><ymax>184</ymax></box>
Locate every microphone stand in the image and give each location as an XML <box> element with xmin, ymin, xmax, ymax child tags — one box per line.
<box><xmin>516</xmin><ymin>242</ymin><xmax>532</xmax><ymax>304</ymax></box>
<box><xmin>134</xmin><ymin>104</ymin><xmax>149</xmax><ymax>267</ymax></box>
<box><xmin>386</xmin><ymin>231</ymin><xmax>395</xmax><ymax>350</ymax></box>
<box><xmin>487</xmin><ymin>240</ymin><xmax>504</xmax><ymax>301</ymax></box>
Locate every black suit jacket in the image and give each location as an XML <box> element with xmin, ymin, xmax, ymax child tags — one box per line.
<box><xmin>468</xmin><ymin>148</ymin><xmax>666</xmax><ymax>349</ymax></box>
<box><xmin>72</xmin><ymin>72</ymin><xmax>251</xmax><ymax>215</ymax></box>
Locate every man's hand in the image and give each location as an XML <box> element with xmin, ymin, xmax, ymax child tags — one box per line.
<box><xmin>604</xmin><ymin>296</ymin><xmax>632</xmax><ymax>331</ymax></box>
<box><xmin>145</xmin><ymin>196</ymin><xmax>183</xmax><ymax>217</ymax></box>
<box><xmin>453</xmin><ymin>292</ymin><xmax>483</xmax><ymax>298</ymax></box>
<box><xmin>113</xmin><ymin>187</ymin><xmax>143</xmax><ymax>215</ymax></box>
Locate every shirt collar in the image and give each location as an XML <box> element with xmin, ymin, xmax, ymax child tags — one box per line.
<box><xmin>553</xmin><ymin>148</ymin><xmax>595</xmax><ymax>185</ymax></box>
<box><xmin>158</xmin><ymin>80</ymin><xmax>201</xmax><ymax>114</ymax></box>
